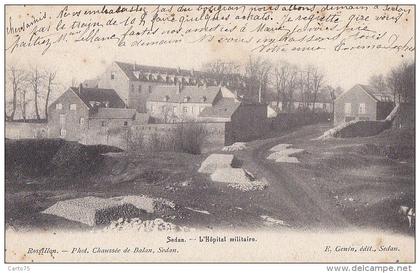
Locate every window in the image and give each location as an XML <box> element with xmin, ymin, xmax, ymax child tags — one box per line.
<box><xmin>344</xmin><ymin>103</ymin><xmax>351</xmax><ymax>114</ymax></box>
<box><xmin>323</xmin><ymin>103</ymin><xmax>327</xmax><ymax>109</ymax></box>
<box><xmin>150</xmin><ymin>104</ymin><xmax>154</xmax><ymax>112</ymax></box>
<box><xmin>70</xmin><ymin>104</ymin><xmax>77</xmax><ymax>110</ymax></box>
<box><xmin>59</xmin><ymin>114</ymin><xmax>66</xmax><ymax>126</ymax></box>
<box><xmin>124</xmin><ymin>121</ymin><xmax>128</xmax><ymax>126</ymax></box>
<box><xmin>183</xmin><ymin>107</ymin><xmax>188</xmax><ymax>113</ymax></box>
<box><xmin>138</xmin><ymin>85</ymin><xmax>142</xmax><ymax>93</ymax></box>
<box><xmin>148</xmin><ymin>85</ymin><xmax>152</xmax><ymax>93</ymax></box>
<box><xmin>60</xmin><ymin>128</ymin><xmax>66</xmax><ymax>137</ymax></box>
<box><xmin>111</xmin><ymin>72</ymin><xmax>115</xmax><ymax>80</ymax></box>
<box><xmin>358</xmin><ymin>103</ymin><xmax>366</xmax><ymax>114</ymax></box>
<box><xmin>79</xmin><ymin>117</ymin><xmax>84</xmax><ymax>126</ymax></box>
<box><xmin>56</xmin><ymin>103</ymin><xmax>62</xmax><ymax>110</ymax></box>
<box><xmin>101</xmin><ymin>121</ymin><xmax>106</xmax><ymax>127</ymax></box>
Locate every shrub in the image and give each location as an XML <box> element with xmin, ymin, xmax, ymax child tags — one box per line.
<box><xmin>127</xmin><ymin>123</ymin><xmax>205</xmax><ymax>154</ymax></box>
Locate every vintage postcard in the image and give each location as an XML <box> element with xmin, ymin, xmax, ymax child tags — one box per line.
<box><xmin>3</xmin><ymin>3</ymin><xmax>415</xmax><ymax>264</ymax></box>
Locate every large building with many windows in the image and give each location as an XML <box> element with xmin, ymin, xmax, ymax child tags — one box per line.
<box><xmin>97</xmin><ymin>61</ymin><xmax>245</xmax><ymax>113</ymax></box>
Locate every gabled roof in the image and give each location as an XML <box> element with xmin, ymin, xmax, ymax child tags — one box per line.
<box><xmin>198</xmin><ymin>98</ymin><xmax>241</xmax><ymax>119</ymax></box>
<box><xmin>114</xmin><ymin>61</ymin><xmax>245</xmax><ymax>87</ymax></box>
<box><xmin>358</xmin><ymin>84</ymin><xmax>394</xmax><ymax>102</ymax></box>
<box><xmin>147</xmin><ymin>85</ymin><xmax>221</xmax><ymax>104</ymax></box>
<box><xmin>69</xmin><ymin>87</ymin><xmax>125</xmax><ymax>108</ymax></box>
<box><xmin>89</xmin><ymin>108</ymin><xmax>136</xmax><ymax>119</ymax></box>
<box><xmin>335</xmin><ymin>84</ymin><xmax>393</xmax><ymax>103</ymax></box>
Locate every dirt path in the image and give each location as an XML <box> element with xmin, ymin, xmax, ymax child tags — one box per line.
<box><xmin>238</xmin><ymin>124</ymin><xmax>350</xmax><ymax>229</ymax></box>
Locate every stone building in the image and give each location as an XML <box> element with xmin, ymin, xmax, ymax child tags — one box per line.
<box><xmin>146</xmin><ymin>85</ymin><xmax>240</xmax><ymax>123</ymax></box>
<box><xmin>97</xmin><ymin>61</ymin><xmax>244</xmax><ymax>113</ymax></box>
<box><xmin>334</xmin><ymin>84</ymin><xmax>394</xmax><ymax>125</ymax></box>
<box><xmin>47</xmin><ymin>86</ymin><xmax>146</xmax><ymax>141</ymax></box>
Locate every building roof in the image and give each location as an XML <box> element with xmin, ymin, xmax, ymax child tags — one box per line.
<box><xmin>357</xmin><ymin>84</ymin><xmax>394</xmax><ymax>102</ymax></box>
<box><xmin>114</xmin><ymin>61</ymin><xmax>245</xmax><ymax>88</ymax></box>
<box><xmin>335</xmin><ymin>84</ymin><xmax>394</xmax><ymax>103</ymax></box>
<box><xmin>198</xmin><ymin>98</ymin><xmax>241</xmax><ymax>119</ymax></box>
<box><xmin>89</xmin><ymin>108</ymin><xmax>137</xmax><ymax>119</ymax></box>
<box><xmin>147</xmin><ymin>85</ymin><xmax>221</xmax><ymax>104</ymax></box>
<box><xmin>69</xmin><ymin>86</ymin><xmax>125</xmax><ymax>108</ymax></box>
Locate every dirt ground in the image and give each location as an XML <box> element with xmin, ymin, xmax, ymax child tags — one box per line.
<box><xmin>5</xmin><ymin>123</ymin><xmax>415</xmax><ymax>235</ymax></box>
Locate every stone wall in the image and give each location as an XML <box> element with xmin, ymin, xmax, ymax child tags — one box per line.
<box><xmin>82</xmin><ymin>122</ymin><xmax>227</xmax><ymax>152</ymax></box>
<box><xmin>6</xmin><ymin>122</ymin><xmax>49</xmax><ymax>139</ymax></box>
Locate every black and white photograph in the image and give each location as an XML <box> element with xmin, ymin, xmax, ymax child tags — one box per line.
<box><xmin>2</xmin><ymin>2</ymin><xmax>416</xmax><ymax>265</ymax></box>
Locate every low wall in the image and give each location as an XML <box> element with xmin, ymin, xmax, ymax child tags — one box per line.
<box><xmin>5</xmin><ymin>121</ymin><xmax>49</xmax><ymax>139</ymax></box>
<box><xmin>82</xmin><ymin>122</ymin><xmax>226</xmax><ymax>152</ymax></box>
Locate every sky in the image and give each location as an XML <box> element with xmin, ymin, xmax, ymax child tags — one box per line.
<box><xmin>5</xmin><ymin>4</ymin><xmax>415</xmax><ymax>96</ymax></box>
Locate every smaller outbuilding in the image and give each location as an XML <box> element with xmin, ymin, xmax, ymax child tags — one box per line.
<box><xmin>333</xmin><ymin>84</ymin><xmax>394</xmax><ymax>125</ymax></box>
<box><xmin>47</xmin><ymin>85</ymin><xmax>146</xmax><ymax>141</ymax></box>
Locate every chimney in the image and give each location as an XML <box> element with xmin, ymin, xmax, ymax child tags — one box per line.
<box><xmin>133</xmin><ymin>61</ymin><xmax>136</xmax><ymax>70</ymax></box>
<box><xmin>78</xmin><ymin>83</ymin><xmax>83</xmax><ymax>94</ymax></box>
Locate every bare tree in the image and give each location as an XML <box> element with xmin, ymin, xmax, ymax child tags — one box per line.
<box><xmin>28</xmin><ymin>66</ymin><xmax>44</xmax><ymax>120</ymax></box>
<box><xmin>245</xmin><ymin>56</ymin><xmax>272</xmax><ymax>103</ymax></box>
<box><xmin>44</xmin><ymin>70</ymin><xmax>57</xmax><ymax>120</ymax></box>
<box><xmin>19</xmin><ymin>83</ymin><xmax>30</xmax><ymax>121</ymax></box>
<box><xmin>6</xmin><ymin>65</ymin><xmax>26</xmax><ymax>121</ymax></box>
<box><xmin>387</xmin><ymin>68</ymin><xmax>400</xmax><ymax>104</ymax></box>
<box><xmin>202</xmin><ymin>59</ymin><xmax>240</xmax><ymax>77</ymax></box>
<box><xmin>369</xmin><ymin>74</ymin><xmax>387</xmax><ymax>92</ymax></box>
<box><xmin>273</xmin><ymin>62</ymin><xmax>290</xmax><ymax>110</ymax></box>
<box><xmin>309</xmin><ymin>66</ymin><xmax>324</xmax><ymax>112</ymax></box>
<box><xmin>386</xmin><ymin>61</ymin><xmax>415</xmax><ymax>104</ymax></box>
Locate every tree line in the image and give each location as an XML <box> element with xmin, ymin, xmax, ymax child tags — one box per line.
<box><xmin>202</xmin><ymin>56</ymin><xmax>344</xmax><ymax>113</ymax></box>
<box><xmin>368</xmin><ymin>61</ymin><xmax>415</xmax><ymax>105</ymax></box>
<box><xmin>6</xmin><ymin>65</ymin><xmax>58</xmax><ymax>122</ymax></box>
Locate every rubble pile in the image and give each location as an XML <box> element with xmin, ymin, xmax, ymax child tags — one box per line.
<box><xmin>42</xmin><ymin>195</ymin><xmax>176</xmax><ymax>226</ymax></box>
<box><xmin>266</xmin><ymin>144</ymin><xmax>304</xmax><ymax>163</ymax></box>
<box><xmin>198</xmin><ymin>154</ymin><xmax>235</xmax><ymax>174</ymax></box>
<box><xmin>222</xmin><ymin>142</ymin><xmax>247</xmax><ymax>152</ymax></box>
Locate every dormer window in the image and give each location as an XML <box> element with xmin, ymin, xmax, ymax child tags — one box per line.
<box><xmin>56</xmin><ymin>103</ymin><xmax>62</xmax><ymax>110</ymax></box>
<box><xmin>133</xmin><ymin>71</ymin><xmax>141</xmax><ymax>80</ymax></box>
<box><xmin>201</xmin><ymin>96</ymin><xmax>207</xmax><ymax>102</ymax></box>
<box><xmin>183</xmin><ymin>96</ymin><xmax>191</xmax><ymax>102</ymax></box>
